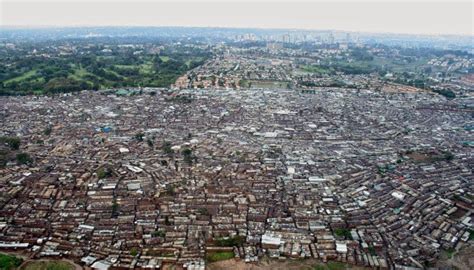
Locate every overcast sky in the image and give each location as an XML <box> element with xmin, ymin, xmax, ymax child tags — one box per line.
<box><xmin>1</xmin><ymin>0</ymin><xmax>472</xmax><ymax>36</ymax></box>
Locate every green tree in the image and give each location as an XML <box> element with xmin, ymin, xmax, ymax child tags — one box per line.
<box><xmin>112</xmin><ymin>198</ymin><xmax>119</xmax><ymax>216</ymax></box>
<box><xmin>147</xmin><ymin>139</ymin><xmax>154</xmax><ymax>147</ymax></box>
<box><xmin>165</xmin><ymin>185</ymin><xmax>175</xmax><ymax>196</ymax></box>
<box><xmin>333</xmin><ymin>228</ymin><xmax>352</xmax><ymax>239</ymax></box>
<box><xmin>214</xmin><ymin>235</ymin><xmax>245</xmax><ymax>247</ymax></box>
<box><xmin>0</xmin><ymin>253</ymin><xmax>23</xmax><ymax>270</ymax></box>
<box><xmin>16</xmin><ymin>153</ymin><xmax>32</xmax><ymax>165</ymax></box>
<box><xmin>43</xmin><ymin>126</ymin><xmax>52</xmax><ymax>136</ymax></box>
<box><xmin>152</xmin><ymin>230</ymin><xmax>166</xmax><ymax>238</ymax></box>
<box><xmin>433</xmin><ymin>89</ymin><xmax>456</xmax><ymax>99</ymax></box>
<box><xmin>162</xmin><ymin>141</ymin><xmax>174</xmax><ymax>155</ymax></box>
<box><xmin>135</xmin><ymin>132</ymin><xmax>144</xmax><ymax>142</ymax></box>
<box><xmin>0</xmin><ymin>136</ymin><xmax>20</xmax><ymax>150</ymax></box>
<box><xmin>97</xmin><ymin>167</ymin><xmax>112</xmax><ymax>179</ymax></box>
<box><xmin>182</xmin><ymin>148</ymin><xmax>193</xmax><ymax>164</ymax></box>
<box><xmin>198</xmin><ymin>208</ymin><xmax>209</xmax><ymax>215</ymax></box>
<box><xmin>443</xmin><ymin>151</ymin><xmax>454</xmax><ymax>161</ymax></box>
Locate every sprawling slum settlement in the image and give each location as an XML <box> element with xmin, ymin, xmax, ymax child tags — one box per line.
<box><xmin>0</xmin><ymin>88</ymin><xmax>473</xmax><ymax>269</ymax></box>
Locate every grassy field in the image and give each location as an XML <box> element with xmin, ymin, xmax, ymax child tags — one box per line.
<box><xmin>69</xmin><ymin>66</ymin><xmax>95</xmax><ymax>81</ymax></box>
<box><xmin>159</xmin><ymin>56</ymin><xmax>170</xmax><ymax>62</ymax></box>
<box><xmin>0</xmin><ymin>253</ymin><xmax>23</xmax><ymax>270</ymax></box>
<box><xmin>185</xmin><ymin>57</ymin><xmax>205</xmax><ymax>68</ymax></box>
<box><xmin>206</xmin><ymin>251</ymin><xmax>235</xmax><ymax>262</ymax></box>
<box><xmin>21</xmin><ymin>261</ymin><xmax>74</xmax><ymax>270</ymax></box>
<box><xmin>105</xmin><ymin>68</ymin><xmax>124</xmax><ymax>78</ymax></box>
<box><xmin>114</xmin><ymin>64</ymin><xmax>137</xmax><ymax>69</ymax></box>
<box><xmin>4</xmin><ymin>70</ymin><xmax>38</xmax><ymax>84</ymax></box>
<box><xmin>139</xmin><ymin>61</ymin><xmax>155</xmax><ymax>75</ymax></box>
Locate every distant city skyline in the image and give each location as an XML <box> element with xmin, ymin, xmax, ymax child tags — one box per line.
<box><xmin>1</xmin><ymin>0</ymin><xmax>473</xmax><ymax>36</ymax></box>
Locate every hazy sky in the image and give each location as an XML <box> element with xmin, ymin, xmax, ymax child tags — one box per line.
<box><xmin>1</xmin><ymin>0</ymin><xmax>473</xmax><ymax>35</ymax></box>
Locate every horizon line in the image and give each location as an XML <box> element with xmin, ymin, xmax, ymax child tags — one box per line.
<box><xmin>1</xmin><ymin>25</ymin><xmax>473</xmax><ymax>38</ymax></box>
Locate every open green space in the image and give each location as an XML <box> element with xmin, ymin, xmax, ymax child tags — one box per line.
<box><xmin>159</xmin><ymin>56</ymin><xmax>170</xmax><ymax>62</ymax></box>
<box><xmin>206</xmin><ymin>251</ymin><xmax>234</xmax><ymax>262</ymax></box>
<box><xmin>1</xmin><ymin>44</ymin><xmax>210</xmax><ymax>95</ymax></box>
<box><xmin>0</xmin><ymin>253</ymin><xmax>23</xmax><ymax>270</ymax></box>
<box><xmin>4</xmin><ymin>70</ymin><xmax>38</xmax><ymax>84</ymax></box>
<box><xmin>214</xmin><ymin>235</ymin><xmax>245</xmax><ymax>247</ymax></box>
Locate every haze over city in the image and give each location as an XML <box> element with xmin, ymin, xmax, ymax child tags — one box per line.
<box><xmin>0</xmin><ymin>1</ymin><xmax>473</xmax><ymax>270</ymax></box>
<box><xmin>1</xmin><ymin>0</ymin><xmax>473</xmax><ymax>36</ymax></box>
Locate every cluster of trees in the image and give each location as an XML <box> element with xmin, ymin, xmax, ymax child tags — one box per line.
<box><xmin>214</xmin><ymin>235</ymin><xmax>246</xmax><ymax>247</ymax></box>
<box><xmin>1</xmin><ymin>41</ymin><xmax>210</xmax><ymax>95</ymax></box>
<box><xmin>329</xmin><ymin>62</ymin><xmax>377</xmax><ymax>75</ymax></box>
<box><xmin>0</xmin><ymin>136</ymin><xmax>21</xmax><ymax>150</ymax></box>
<box><xmin>134</xmin><ymin>132</ymin><xmax>145</xmax><ymax>142</ymax></box>
<box><xmin>151</xmin><ymin>230</ymin><xmax>166</xmax><ymax>238</ymax></box>
<box><xmin>350</xmin><ymin>48</ymin><xmax>374</xmax><ymax>61</ymax></box>
<box><xmin>97</xmin><ymin>167</ymin><xmax>113</xmax><ymax>179</ymax></box>
<box><xmin>0</xmin><ymin>253</ymin><xmax>23</xmax><ymax>270</ymax></box>
<box><xmin>162</xmin><ymin>141</ymin><xmax>174</xmax><ymax>155</ymax></box>
<box><xmin>433</xmin><ymin>89</ymin><xmax>456</xmax><ymax>99</ymax></box>
<box><xmin>16</xmin><ymin>153</ymin><xmax>32</xmax><ymax>165</ymax></box>
<box><xmin>156</xmin><ymin>141</ymin><xmax>196</xmax><ymax>165</ymax></box>
<box><xmin>333</xmin><ymin>228</ymin><xmax>352</xmax><ymax>239</ymax></box>
<box><xmin>182</xmin><ymin>148</ymin><xmax>194</xmax><ymax>164</ymax></box>
<box><xmin>0</xmin><ymin>136</ymin><xmax>33</xmax><ymax>167</ymax></box>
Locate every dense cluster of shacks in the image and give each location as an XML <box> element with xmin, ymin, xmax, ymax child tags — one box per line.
<box><xmin>0</xmin><ymin>87</ymin><xmax>472</xmax><ymax>269</ymax></box>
